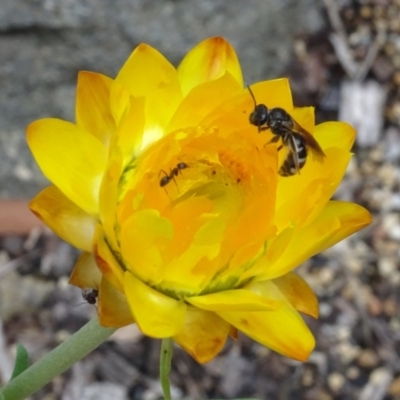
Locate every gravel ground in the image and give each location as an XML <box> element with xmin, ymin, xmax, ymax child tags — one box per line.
<box><xmin>1</xmin><ymin>1</ymin><xmax>400</xmax><ymax>399</ymax></box>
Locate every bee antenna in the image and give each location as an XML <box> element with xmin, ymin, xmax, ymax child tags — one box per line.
<box><xmin>247</xmin><ymin>85</ymin><xmax>257</xmax><ymax>107</ymax></box>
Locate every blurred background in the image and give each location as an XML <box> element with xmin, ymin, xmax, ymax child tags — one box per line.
<box><xmin>0</xmin><ymin>0</ymin><xmax>400</xmax><ymax>399</ymax></box>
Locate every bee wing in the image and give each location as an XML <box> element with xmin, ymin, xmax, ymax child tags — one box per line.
<box><xmin>291</xmin><ymin>118</ymin><xmax>325</xmax><ymax>162</ymax></box>
<box><xmin>287</xmin><ymin>133</ymin><xmax>301</xmax><ymax>171</ymax></box>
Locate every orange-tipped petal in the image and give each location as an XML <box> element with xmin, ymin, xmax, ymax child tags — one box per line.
<box><xmin>174</xmin><ymin>307</ymin><xmax>230</xmax><ymax>364</ymax></box>
<box><xmin>178</xmin><ymin>37</ymin><xmax>243</xmax><ymax>96</ymax></box>
<box><xmin>98</xmin><ymin>276</ymin><xmax>134</xmax><ymax>328</ymax></box>
<box><xmin>75</xmin><ymin>71</ymin><xmax>116</xmax><ymax>145</ymax></box>
<box><xmin>27</xmin><ymin>119</ymin><xmax>107</xmax><ymax>215</ymax></box>
<box><xmin>124</xmin><ymin>271</ymin><xmax>186</xmax><ymax>338</ymax></box>
<box><xmin>69</xmin><ymin>252</ymin><xmax>101</xmax><ymax>289</ymax></box>
<box><xmin>30</xmin><ymin>186</ymin><xmax>96</xmax><ymax>252</ymax></box>
<box><xmin>273</xmin><ymin>272</ymin><xmax>319</xmax><ymax>318</ymax></box>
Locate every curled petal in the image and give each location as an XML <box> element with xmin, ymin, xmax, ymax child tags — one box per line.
<box><xmin>30</xmin><ymin>186</ymin><xmax>96</xmax><ymax>252</ymax></box>
<box><xmin>27</xmin><ymin>119</ymin><xmax>107</xmax><ymax>215</ymax></box>
<box><xmin>124</xmin><ymin>272</ymin><xmax>186</xmax><ymax>337</ymax></box>
<box><xmin>69</xmin><ymin>252</ymin><xmax>101</xmax><ymax>289</ymax></box>
<box><xmin>93</xmin><ymin>225</ymin><xmax>124</xmax><ymax>292</ymax></box>
<box><xmin>178</xmin><ymin>36</ymin><xmax>243</xmax><ymax>96</ymax></box>
<box><xmin>174</xmin><ymin>307</ymin><xmax>230</xmax><ymax>364</ymax></box>
<box><xmin>98</xmin><ymin>276</ymin><xmax>134</xmax><ymax>328</ymax></box>
<box><xmin>273</xmin><ymin>272</ymin><xmax>319</xmax><ymax>318</ymax></box>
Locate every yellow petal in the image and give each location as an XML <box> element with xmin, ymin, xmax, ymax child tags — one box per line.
<box><xmin>30</xmin><ymin>185</ymin><xmax>96</xmax><ymax>252</ymax></box>
<box><xmin>69</xmin><ymin>252</ymin><xmax>101</xmax><ymax>289</ymax></box>
<box><xmin>201</xmin><ymin>78</ymin><xmax>293</xmax><ymax>134</ymax></box>
<box><xmin>167</xmin><ymin>72</ymin><xmax>242</xmax><ymax>133</ymax></box>
<box><xmin>187</xmin><ymin>289</ymin><xmax>281</xmax><ymax>311</ymax></box>
<box><xmin>178</xmin><ymin>37</ymin><xmax>243</xmax><ymax>96</ymax></box>
<box><xmin>27</xmin><ymin>119</ymin><xmax>108</xmax><ymax>215</ymax></box>
<box><xmin>75</xmin><ymin>71</ymin><xmax>115</xmax><ymax>144</ymax></box>
<box><xmin>273</xmin><ymin>272</ymin><xmax>319</xmax><ymax>318</ymax></box>
<box><xmin>93</xmin><ymin>224</ymin><xmax>124</xmax><ymax>292</ymax></box>
<box><xmin>218</xmin><ymin>281</ymin><xmax>315</xmax><ymax>361</ymax></box>
<box><xmin>98</xmin><ymin>276</ymin><xmax>134</xmax><ymax>328</ymax></box>
<box><xmin>112</xmin><ymin>95</ymin><xmax>146</xmax><ymax>161</ymax></box>
<box><xmin>258</xmin><ymin>201</ymin><xmax>372</xmax><ymax>280</ymax></box>
<box><xmin>98</xmin><ymin>152</ymin><xmax>123</xmax><ymax>253</ymax></box>
<box><xmin>275</xmin><ymin>121</ymin><xmax>355</xmax><ymax>231</ymax></box>
<box><xmin>316</xmin><ymin>121</ymin><xmax>355</xmax><ymax>149</ymax></box>
<box><xmin>115</xmin><ymin>43</ymin><xmax>182</xmax><ymax>138</ymax></box>
<box><xmin>109</xmin><ymin>79</ymin><xmax>131</xmax><ymax>126</ymax></box>
<box><xmin>124</xmin><ymin>272</ymin><xmax>186</xmax><ymax>337</ymax></box>
<box><xmin>174</xmin><ymin>307</ymin><xmax>230</xmax><ymax>364</ymax></box>
<box><xmin>120</xmin><ymin>209</ymin><xmax>173</xmax><ymax>285</ymax></box>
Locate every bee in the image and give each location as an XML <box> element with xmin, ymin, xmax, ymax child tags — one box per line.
<box><xmin>82</xmin><ymin>288</ymin><xmax>98</xmax><ymax>305</ymax></box>
<box><xmin>247</xmin><ymin>86</ymin><xmax>325</xmax><ymax>176</ymax></box>
<box><xmin>159</xmin><ymin>162</ymin><xmax>189</xmax><ymax>187</ymax></box>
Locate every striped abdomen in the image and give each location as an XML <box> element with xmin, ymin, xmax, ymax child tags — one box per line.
<box><xmin>279</xmin><ymin>134</ymin><xmax>307</xmax><ymax>176</ymax></box>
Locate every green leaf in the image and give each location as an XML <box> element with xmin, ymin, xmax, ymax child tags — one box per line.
<box><xmin>10</xmin><ymin>344</ymin><xmax>30</xmax><ymax>380</ymax></box>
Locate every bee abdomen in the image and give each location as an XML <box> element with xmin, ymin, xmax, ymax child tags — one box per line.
<box><xmin>279</xmin><ymin>136</ymin><xmax>307</xmax><ymax>176</ymax></box>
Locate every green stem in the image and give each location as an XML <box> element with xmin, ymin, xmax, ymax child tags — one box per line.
<box><xmin>0</xmin><ymin>316</ymin><xmax>116</xmax><ymax>400</ymax></box>
<box><xmin>160</xmin><ymin>338</ymin><xmax>173</xmax><ymax>400</ymax></box>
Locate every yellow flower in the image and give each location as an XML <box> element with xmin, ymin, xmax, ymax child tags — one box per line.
<box><xmin>27</xmin><ymin>37</ymin><xmax>371</xmax><ymax>364</ymax></box>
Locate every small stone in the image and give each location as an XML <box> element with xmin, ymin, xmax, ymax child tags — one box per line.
<box><xmin>320</xmin><ymin>268</ymin><xmax>334</xmax><ymax>285</ymax></box>
<box><xmin>357</xmin><ymin>349</ymin><xmax>379</xmax><ymax>368</ymax></box>
<box><xmin>328</xmin><ymin>372</ymin><xmax>345</xmax><ymax>393</ymax></box>
<box><xmin>302</xmin><ymin>367</ymin><xmax>315</xmax><ymax>387</ymax></box>
<box><xmin>337</xmin><ymin>343</ymin><xmax>361</xmax><ymax>364</ymax></box>
<box><xmin>378</xmin><ymin>257</ymin><xmax>397</xmax><ymax>277</ymax></box>
<box><xmin>347</xmin><ymin>366</ymin><xmax>360</xmax><ymax>380</ymax></box>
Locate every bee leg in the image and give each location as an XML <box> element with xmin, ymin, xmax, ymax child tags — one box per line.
<box><xmin>269</xmin><ymin>135</ymin><xmax>280</xmax><ymax>144</ymax></box>
<box><xmin>258</xmin><ymin>126</ymin><xmax>270</xmax><ymax>133</ymax></box>
<box><xmin>264</xmin><ymin>135</ymin><xmax>280</xmax><ymax>148</ymax></box>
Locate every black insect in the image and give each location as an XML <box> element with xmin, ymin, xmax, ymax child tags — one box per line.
<box><xmin>159</xmin><ymin>162</ymin><xmax>189</xmax><ymax>187</ymax></box>
<box><xmin>248</xmin><ymin>85</ymin><xmax>325</xmax><ymax>176</ymax></box>
<box><xmin>82</xmin><ymin>289</ymin><xmax>98</xmax><ymax>305</ymax></box>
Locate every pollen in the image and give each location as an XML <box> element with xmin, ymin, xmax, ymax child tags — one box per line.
<box><xmin>218</xmin><ymin>149</ymin><xmax>251</xmax><ymax>184</ymax></box>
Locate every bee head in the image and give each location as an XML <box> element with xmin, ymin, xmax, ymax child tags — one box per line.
<box><xmin>249</xmin><ymin>104</ymin><xmax>269</xmax><ymax>131</ymax></box>
<box><xmin>247</xmin><ymin>85</ymin><xmax>269</xmax><ymax>132</ymax></box>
